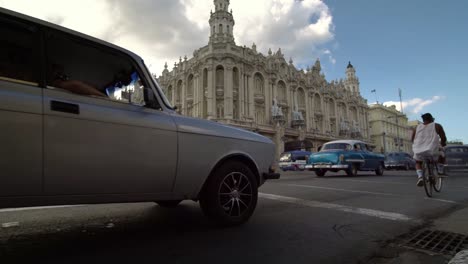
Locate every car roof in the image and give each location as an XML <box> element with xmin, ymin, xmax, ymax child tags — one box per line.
<box><xmin>0</xmin><ymin>7</ymin><xmax>142</xmax><ymax>62</ymax></box>
<box><xmin>323</xmin><ymin>140</ymin><xmax>364</xmax><ymax>145</ymax></box>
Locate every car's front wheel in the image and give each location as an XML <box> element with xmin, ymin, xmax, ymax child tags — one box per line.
<box><xmin>375</xmin><ymin>163</ymin><xmax>384</xmax><ymax>176</ymax></box>
<box><xmin>199</xmin><ymin>160</ymin><xmax>258</xmax><ymax>227</ymax></box>
<box><xmin>315</xmin><ymin>169</ymin><xmax>326</xmax><ymax>177</ymax></box>
<box><xmin>346</xmin><ymin>164</ymin><xmax>358</xmax><ymax>176</ymax></box>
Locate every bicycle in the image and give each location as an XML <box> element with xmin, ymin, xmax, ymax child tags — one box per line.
<box><xmin>421</xmin><ymin>156</ymin><xmax>443</xmax><ymax>197</ymax></box>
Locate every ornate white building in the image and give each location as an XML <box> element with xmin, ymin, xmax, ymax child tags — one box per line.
<box><xmin>157</xmin><ymin>0</ymin><xmax>371</xmax><ymax>158</ymax></box>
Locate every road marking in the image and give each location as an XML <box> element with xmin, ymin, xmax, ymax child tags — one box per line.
<box><xmin>259</xmin><ymin>193</ymin><xmax>419</xmax><ymax>223</ymax></box>
<box><xmin>1</xmin><ymin>222</ymin><xmax>19</xmax><ymax>228</ymax></box>
<box><xmin>0</xmin><ymin>205</ymin><xmax>83</xmax><ymax>213</ymax></box>
<box><xmin>285</xmin><ymin>184</ymin><xmax>459</xmax><ymax>204</ymax></box>
<box><xmin>286</xmin><ymin>184</ymin><xmax>404</xmax><ymax>197</ymax></box>
<box><xmin>424</xmin><ymin>198</ymin><xmax>458</xmax><ymax>204</ymax></box>
<box><xmin>332</xmin><ymin>179</ymin><xmax>408</xmax><ymax>185</ymax></box>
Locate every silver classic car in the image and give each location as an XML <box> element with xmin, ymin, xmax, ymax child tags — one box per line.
<box><xmin>0</xmin><ymin>7</ymin><xmax>279</xmax><ymax>226</ymax></box>
<box><xmin>305</xmin><ymin>140</ymin><xmax>385</xmax><ymax>177</ymax></box>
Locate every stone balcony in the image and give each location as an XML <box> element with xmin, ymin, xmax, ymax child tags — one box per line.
<box><xmin>254</xmin><ymin>93</ymin><xmax>265</xmax><ymax>104</ymax></box>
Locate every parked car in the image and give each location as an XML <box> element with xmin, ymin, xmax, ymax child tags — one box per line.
<box><xmin>384</xmin><ymin>152</ymin><xmax>416</xmax><ymax>170</ymax></box>
<box><xmin>305</xmin><ymin>140</ymin><xmax>385</xmax><ymax>177</ymax></box>
<box><xmin>279</xmin><ymin>150</ymin><xmax>312</xmax><ymax>171</ymax></box>
<box><xmin>0</xmin><ymin>7</ymin><xmax>280</xmax><ymax>226</ymax></box>
<box><xmin>444</xmin><ymin>145</ymin><xmax>468</xmax><ymax>172</ymax></box>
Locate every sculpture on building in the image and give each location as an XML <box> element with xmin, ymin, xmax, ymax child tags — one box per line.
<box><xmin>292</xmin><ymin>104</ymin><xmax>304</xmax><ymax>121</ymax></box>
<box><xmin>271</xmin><ymin>98</ymin><xmax>284</xmax><ymax>118</ymax></box>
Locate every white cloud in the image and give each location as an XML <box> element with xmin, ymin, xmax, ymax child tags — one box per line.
<box><xmin>0</xmin><ymin>0</ymin><xmax>335</xmax><ymax>75</ymax></box>
<box><xmin>383</xmin><ymin>96</ymin><xmax>444</xmax><ymax>114</ymax></box>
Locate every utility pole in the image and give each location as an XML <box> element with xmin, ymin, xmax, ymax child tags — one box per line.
<box><xmin>399</xmin><ymin>88</ymin><xmax>403</xmax><ymax>114</ymax></box>
<box><xmin>396</xmin><ymin>113</ymin><xmax>401</xmax><ymax>152</ymax></box>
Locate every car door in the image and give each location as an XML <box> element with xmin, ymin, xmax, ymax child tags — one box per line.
<box><xmin>361</xmin><ymin>143</ymin><xmax>378</xmax><ymax>169</ymax></box>
<box><xmin>0</xmin><ymin>14</ymin><xmax>43</xmax><ymax>196</ymax></box>
<box><xmin>42</xmin><ymin>29</ymin><xmax>177</xmax><ymax>195</ymax></box>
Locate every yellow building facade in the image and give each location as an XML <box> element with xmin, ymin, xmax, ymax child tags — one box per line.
<box><xmin>369</xmin><ymin>104</ymin><xmax>413</xmax><ymax>154</ymax></box>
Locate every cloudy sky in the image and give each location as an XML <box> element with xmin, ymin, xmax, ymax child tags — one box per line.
<box><xmin>1</xmin><ymin>0</ymin><xmax>467</xmax><ymax>142</ymax></box>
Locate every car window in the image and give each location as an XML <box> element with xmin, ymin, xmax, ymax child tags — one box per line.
<box><xmin>323</xmin><ymin>143</ymin><xmax>352</xmax><ymax>151</ymax></box>
<box><xmin>0</xmin><ymin>15</ymin><xmax>39</xmax><ymax>86</ymax></box>
<box><xmin>45</xmin><ymin>29</ymin><xmax>156</xmax><ymax>107</ymax></box>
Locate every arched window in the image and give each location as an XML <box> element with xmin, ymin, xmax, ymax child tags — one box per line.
<box><xmin>219</xmin><ymin>24</ymin><xmax>223</xmax><ymax>34</ymax></box>
<box><xmin>187</xmin><ymin>74</ymin><xmax>194</xmax><ymax>97</ymax></box>
<box><xmin>277</xmin><ymin>81</ymin><xmax>287</xmax><ymax>101</ymax></box>
<box><xmin>297</xmin><ymin>88</ymin><xmax>305</xmax><ymax>108</ymax></box>
<box><xmin>167</xmin><ymin>85</ymin><xmax>173</xmax><ymax>103</ymax></box>
<box><xmin>254</xmin><ymin>73</ymin><xmax>264</xmax><ymax>94</ymax></box>
<box><xmin>176</xmin><ymin>80</ymin><xmax>182</xmax><ymax>104</ymax></box>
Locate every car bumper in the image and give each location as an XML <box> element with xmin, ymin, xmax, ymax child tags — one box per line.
<box><xmin>385</xmin><ymin>164</ymin><xmax>404</xmax><ymax>168</ymax></box>
<box><xmin>305</xmin><ymin>164</ymin><xmax>349</xmax><ymax>169</ymax></box>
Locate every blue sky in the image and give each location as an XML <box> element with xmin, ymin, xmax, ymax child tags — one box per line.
<box><xmin>2</xmin><ymin>0</ymin><xmax>466</xmax><ymax>143</ymax></box>
<box><xmin>318</xmin><ymin>0</ymin><xmax>468</xmax><ymax>143</ymax></box>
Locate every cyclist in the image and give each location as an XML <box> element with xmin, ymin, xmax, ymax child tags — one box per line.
<box><xmin>412</xmin><ymin>113</ymin><xmax>447</xmax><ymax>187</ymax></box>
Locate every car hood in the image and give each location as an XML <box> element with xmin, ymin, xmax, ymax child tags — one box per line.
<box><xmin>172</xmin><ymin>115</ymin><xmax>273</xmax><ymax>144</ymax></box>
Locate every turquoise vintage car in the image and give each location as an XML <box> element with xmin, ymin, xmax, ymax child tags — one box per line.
<box><xmin>305</xmin><ymin>140</ymin><xmax>385</xmax><ymax>177</ymax></box>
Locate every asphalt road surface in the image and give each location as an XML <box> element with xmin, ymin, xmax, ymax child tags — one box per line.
<box><xmin>1</xmin><ymin>170</ymin><xmax>468</xmax><ymax>264</ymax></box>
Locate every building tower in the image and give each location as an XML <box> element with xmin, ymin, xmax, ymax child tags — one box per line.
<box><xmin>209</xmin><ymin>0</ymin><xmax>235</xmax><ymax>44</ymax></box>
<box><xmin>345</xmin><ymin>61</ymin><xmax>360</xmax><ymax>95</ymax></box>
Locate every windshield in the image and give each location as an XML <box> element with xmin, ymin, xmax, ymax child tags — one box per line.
<box><xmin>279</xmin><ymin>153</ymin><xmax>291</xmax><ymax>162</ymax></box>
<box><xmin>141</xmin><ymin>59</ymin><xmax>173</xmax><ymax>109</ymax></box>
<box><xmin>322</xmin><ymin>143</ymin><xmax>352</xmax><ymax>151</ymax></box>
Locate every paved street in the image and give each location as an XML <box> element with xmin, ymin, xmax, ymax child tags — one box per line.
<box><xmin>1</xmin><ymin>170</ymin><xmax>468</xmax><ymax>264</ymax></box>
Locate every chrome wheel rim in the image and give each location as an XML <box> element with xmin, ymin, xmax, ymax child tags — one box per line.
<box><xmin>218</xmin><ymin>172</ymin><xmax>253</xmax><ymax>217</ymax></box>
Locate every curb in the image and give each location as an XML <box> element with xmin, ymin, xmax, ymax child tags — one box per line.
<box><xmin>449</xmin><ymin>250</ymin><xmax>468</xmax><ymax>264</ymax></box>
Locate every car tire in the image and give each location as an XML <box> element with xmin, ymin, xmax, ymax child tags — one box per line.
<box><xmin>315</xmin><ymin>169</ymin><xmax>326</xmax><ymax>177</ymax></box>
<box><xmin>375</xmin><ymin>163</ymin><xmax>384</xmax><ymax>176</ymax></box>
<box><xmin>156</xmin><ymin>200</ymin><xmax>182</xmax><ymax>208</ymax></box>
<box><xmin>405</xmin><ymin>163</ymin><xmax>410</xmax><ymax>171</ymax></box>
<box><xmin>199</xmin><ymin>160</ymin><xmax>258</xmax><ymax>227</ymax></box>
<box><xmin>346</xmin><ymin>164</ymin><xmax>358</xmax><ymax>176</ymax></box>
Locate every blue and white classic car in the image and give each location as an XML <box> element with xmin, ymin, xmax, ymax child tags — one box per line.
<box><xmin>305</xmin><ymin>140</ymin><xmax>385</xmax><ymax>177</ymax></box>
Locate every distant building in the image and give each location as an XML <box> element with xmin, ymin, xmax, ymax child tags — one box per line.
<box><xmin>157</xmin><ymin>0</ymin><xmax>371</xmax><ymax>158</ymax></box>
<box><xmin>369</xmin><ymin>104</ymin><xmax>412</xmax><ymax>154</ymax></box>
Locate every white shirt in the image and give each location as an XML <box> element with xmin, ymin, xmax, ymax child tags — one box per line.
<box><xmin>412</xmin><ymin>122</ymin><xmax>439</xmax><ymax>156</ymax></box>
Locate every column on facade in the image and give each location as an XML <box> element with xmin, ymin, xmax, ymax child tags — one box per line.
<box><xmin>224</xmin><ymin>66</ymin><xmax>233</xmax><ymax>119</ymax></box>
<box><xmin>207</xmin><ymin>67</ymin><xmax>214</xmax><ymax>119</ymax></box>
<box><xmin>248</xmin><ymin>75</ymin><xmax>254</xmax><ymax>119</ymax></box>
<box><xmin>180</xmin><ymin>79</ymin><xmax>186</xmax><ymax>115</ymax></box>
<box><xmin>265</xmin><ymin>78</ymin><xmax>272</xmax><ymax>123</ymax></box>
<box><xmin>323</xmin><ymin>98</ymin><xmax>329</xmax><ymax>133</ymax></box>
<box><xmin>194</xmin><ymin>73</ymin><xmax>200</xmax><ymax>118</ymax></box>
<box><xmin>305</xmin><ymin>91</ymin><xmax>311</xmax><ymax>131</ymax></box>
<box><xmin>287</xmin><ymin>86</ymin><xmax>293</xmax><ymax>126</ymax></box>
<box><xmin>239</xmin><ymin>69</ymin><xmax>245</xmax><ymax>120</ymax></box>
<box><xmin>334</xmin><ymin>100</ymin><xmax>338</xmax><ymax>136</ymax></box>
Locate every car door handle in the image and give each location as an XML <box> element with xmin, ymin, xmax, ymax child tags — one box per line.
<box><xmin>50</xmin><ymin>100</ymin><xmax>80</xmax><ymax>115</ymax></box>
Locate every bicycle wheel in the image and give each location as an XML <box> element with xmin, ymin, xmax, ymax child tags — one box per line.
<box><xmin>433</xmin><ymin>169</ymin><xmax>443</xmax><ymax>192</ymax></box>
<box><xmin>422</xmin><ymin>161</ymin><xmax>433</xmax><ymax>197</ymax></box>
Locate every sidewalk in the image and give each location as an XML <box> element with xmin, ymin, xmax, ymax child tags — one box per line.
<box><xmin>435</xmin><ymin>206</ymin><xmax>468</xmax><ymax>264</ymax></box>
<box><xmin>369</xmin><ymin>205</ymin><xmax>468</xmax><ymax>264</ymax></box>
